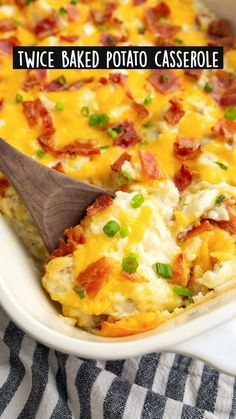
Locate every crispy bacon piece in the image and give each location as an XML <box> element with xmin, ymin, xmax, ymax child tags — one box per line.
<box><xmin>22</xmin><ymin>69</ymin><xmax>47</xmax><ymax>92</ymax></box>
<box><xmin>111</xmin><ymin>152</ymin><xmax>131</xmax><ymax>172</ymax></box>
<box><xmin>163</xmin><ymin>98</ymin><xmax>185</xmax><ymax>125</ymax></box>
<box><xmin>208</xmin><ymin>19</ymin><xmax>231</xmax><ymax>37</ymax></box>
<box><xmin>174</xmin><ymin>164</ymin><xmax>193</xmax><ymax>192</ymax></box>
<box><xmin>50</xmin><ymin>226</ymin><xmax>85</xmax><ymax>259</ymax></box>
<box><xmin>76</xmin><ymin>257</ymin><xmax>111</xmax><ymax>296</ymax></box>
<box><xmin>42</xmin><ymin>77</ymin><xmax>93</xmax><ymax>92</ymax></box>
<box><xmin>217</xmin><ymin>200</ymin><xmax>236</xmax><ymax>235</ymax></box>
<box><xmin>67</xmin><ymin>4</ymin><xmax>80</xmax><ymax>22</ymax></box>
<box><xmin>132</xmin><ymin>102</ymin><xmax>149</xmax><ymax>119</ymax></box>
<box><xmin>221</xmin><ymin>84</ymin><xmax>236</xmax><ymax>107</ymax></box>
<box><xmin>14</xmin><ymin>0</ymin><xmax>36</xmax><ymax>6</ymax></box>
<box><xmin>0</xmin><ymin>36</ymin><xmax>20</xmax><ymax>54</ymax></box>
<box><xmin>113</xmin><ymin>120</ymin><xmax>142</xmax><ymax>148</ymax></box>
<box><xmin>87</xmin><ymin>194</ymin><xmax>113</xmax><ymax>217</ymax></box>
<box><xmin>148</xmin><ymin>70</ymin><xmax>180</xmax><ymax>94</ymax></box>
<box><xmin>109</xmin><ymin>73</ymin><xmax>133</xmax><ymax>100</ymax></box>
<box><xmin>180</xmin><ymin>220</ymin><xmax>214</xmax><ymax>241</ymax></box>
<box><xmin>210</xmin><ymin>71</ymin><xmax>234</xmax><ymax>104</ymax></box>
<box><xmin>184</xmin><ymin>69</ymin><xmax>203</xmax><ymax>80</ymax></box>
<box><xmin>208</xmin><ymin>35</ymin><xmax>234</xmax><ymax>51</ymax></box>
<box><xmin>145</xmin><ymin>5</ymin><xmax>179</xmax><ymax>39</ymax></box>
<box><xmin>90</xmin><ymin>3</ymin><xmax>116</xmax><ymax>24</ymax></box>
<box><xmin>213</xmin><ymin>119</ymin><xmax>236</xmax><ymax>143</ymax></box>
<box><xmin>0</xmin><ymin>177</ymin><xmax>9</xmax><ymax>195</ymax></box>
<box><xmin>174</xmin><ymin>136</ymin><xmax>202</xmax><ymax>161</ymax></box>
<box><xmin>139</xmin><ymin>149</ymin><xmax>163</xmax><ymax>180</ymax></box>
<box><xmin>171</xmin><ymin>253</ymin><xmax>188</xmax><ymax>287</ymax></box>
<box><xmin>59</xmin><ymin>34</ymin><xmax>79</xmax><ymax>43</ymax></box>
<box><xmin>133</xmin><ymin>0</ymin><xmax>146</xmax><ymax>4</ymax></box>
<box><xmin>38</xmin><ymin>137</ymin><xmax>100</xmax><ymax>158</ymax></box>
<box><xmin>100</xmin><ymin>32</ymin><xmax>127</xmax><ymax>46</ymax></box>
<box><xmin>0</xmin><ymin>99</ymin><xmax>4</xmax><ymax>111</ymax></box>
<box><xmin>22</xmin><ymin>98</ymin><xmax>55</xmax><ymax>139</ymax></box>
<box><xmin>0</xmin><ymin>19</ymin><xmax>16</xmax><ymax>32</ymax></box>
<box><xmin>34</xmin><ymin>13</ymin><xmax>59</xmax><ymax>40</ymax></box>
<box><xmin>52</xmin><ymin>162</ymin><xmax>65</xmax><ymax>174</ymax></box>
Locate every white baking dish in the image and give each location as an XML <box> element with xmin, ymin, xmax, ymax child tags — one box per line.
<box><xmin>1</xmin><ymin>217</ymin><xmax>236</xmax><ymax>375</ymax></box>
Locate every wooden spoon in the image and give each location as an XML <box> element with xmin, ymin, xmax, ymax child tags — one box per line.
<box><xmin>0</xmin><ymin>137</ymin><xmax>114</xmax><ymax>253</ymax></box>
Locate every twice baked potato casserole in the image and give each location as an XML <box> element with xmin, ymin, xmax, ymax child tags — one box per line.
<box><xmin>0</xmin><ymin>0</ymin><xmax>236</xmax><ymax>336</ymax></box>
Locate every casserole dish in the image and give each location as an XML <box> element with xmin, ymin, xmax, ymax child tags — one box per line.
<box><xmin>1</xmin><ymin>0</ymin><xmax>235</xmax><ymax>373</ymax></box>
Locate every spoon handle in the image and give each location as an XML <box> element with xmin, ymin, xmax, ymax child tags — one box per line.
<box><xmin>0</xmin><ymin>138</ymin><xmax>112</xmax><ymax>252</ymax></box>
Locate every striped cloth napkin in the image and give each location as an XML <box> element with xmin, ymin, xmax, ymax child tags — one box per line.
<box><xmin>0</xmin><ymin>307</ymin><xmax>235</xmax><ymax>419</ymax></box>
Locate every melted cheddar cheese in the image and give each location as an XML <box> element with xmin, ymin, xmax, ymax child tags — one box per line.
<box><xmin>0</xmin><ymin>0</ymin><xmax>236</xmax><ymax>336</ymax></box>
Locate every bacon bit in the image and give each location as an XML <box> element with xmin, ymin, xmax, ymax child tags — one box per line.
<box><xmin>180</xmin><ymin>220</ymin><xmax>214</xmax><ymax>241</ymax></box>
<box><xmin>133</xmin><ymin>0</ymin><xmax>146</xmax><ymax>4</ymax></box>
<box><xmin>113</xmin><ymin>120</ymin><xmax>142</xmax><ymax>148</ymax></box>
<box><xmin>67</xmin><ymin>4</ymin><xmax>80</xmax><ymax>22</ymax></box>
<box><xmin>42</xmin><ymin>77</ymin><xmax>93</xmax><ymax>92</ymax></box>
<box><xmin>145</xmin><ymin>5</ymin><xmax>179</xmax><ymax>39</ymax></box>
<box><xmin>100</xmin><ymin>32</ymin><xmax>127</xmax><ymax>46</ymax></box>
<box><xmin>0</xmin><ymin>19</ymin><xmax>17</xmax><ymax>32</ymax></box>
<box><xmin>208</xmin><ymin>19</ymin><xmax>231</xmax><ymax>37</ymax></box>
<box><xmin>0</xmin><ymin>36</ymin><xmax>20</xmax><ymax>54</ymax></box>
<box><xmin>90</xmin><ymin>3</ymin><xmax>116</xmax><ymax>24</ymax></box>
<box><xmin>111</xmin><ymin>152</ymin><xmax>132</xmax><ymax>172</ymax></box>
<box><xmin>14</xmin><ymin>0</ymin><xmax>36</xmax><ymax>6</ymax></box>
<box><xmin>50</xmin><ymin>225</ymin><xmax>85</xmax><ymax>259</ymax></box>
<box><xmin>22</xmin><ymin>69</ymin><xmax>47</xmax><ymax>92</ymax></box>
<box><xmin>34</xmin><ymin>13</ymin><xmax>59</xmax><ymax>40</ymax></box>
<box><xmin>174</xmin><ymin>164</ymin><xmax>193</xmax><ymax>192</ymax></box>
<box><xmin>99</xmin><ymin>77</ymin><xmax>107</xmax><ymax>84</ymax></box>
<box><xmin>132</xmin><ymin>102</ymin><xmax>149</xmax><ymax>119</ymax></box>
<box><xmin>184</xmin><ymin>69</ymin><xmax>203</xmax><ymax>80</ymax></box>
<box><xmin>59</xmin><ymin>34</ymin><xmax>79</xmax><ymax>43</ymax></box>
<box><xmin>210</xmin><ymin>71</ymin><xmax>234</xmax><ymax>104</ymax></box>
<box><xmin>38</xmin><ymin>137</ymin><xmax>100</xmax><ymax>158</ymax></box>
<box><xmin>171</xmin><ymin>253</ymin><xmax>188</xmax><ymax>287</ymax></box>
<box><xmin>221</xmin><ymin>84</ymin><xmax>236</xmax><ymax>107</ymax></box>
<box><xmin>22</xmin><ymin>98</ymin><xmax>55</xmax><ymax>139</ymax></box>
<box><xmin>87</xmin><ymin>194</ymin><xmax>113</xmax><ymax>217</ymax></box>
<box><xmin>0</xmin><ymin>99</ymin><xmax>4</xmax><ymax>111</ymax></box>
<box><xmin>0</xmin><ymin>177</ymin><xmax>9</xmax><ymax>196</ymax></box>
<box><xmin>174</xmin><ymin>136</ymin><xmax>202</xmax><ymax>161</ymax></box>
<box><xmin>139</xmin><ymin>149</ymin><xmax>163</xmax><ymax>180</ymax></box>
<box><xmin>109</xmin><ymin>73</ymin><xmax>133</xmax><ymax>100</ymax></box>
<box><xmin>109</xmin><ymin>73</ymin><xmax>122</xmax><ymax>83</ymax></box>
<box><xmin>148</xmin><ymin>70</ymin><xmax>180</xmax><ymax>94</ymax></box>
<box><xmin>76</xmin><ymin>257</ymin><xmax>111</xmax><ymax>296</ymax></box>
<box><xmin>163</xmin><ymin>97</ymin><xmax>185</xmax><ymax>125</ymax></box>
<box><xmin>52</xmin><ymin>162</ymin><xmax>65</xmax><ymax>174</ymax></box>
<box><xmin>208</xmin><ymin>35</ymin><xmax>234</xmax><ymax>51</ymax></box>
<box><xmin>213</xmin><ymin>119</ymin><xmax>236</xmax><ymax>143</ymax></box>
<box><xmin>217</xmin><ymin>200</ymin><xmax>236</xmax><ymax>235</ymax></box>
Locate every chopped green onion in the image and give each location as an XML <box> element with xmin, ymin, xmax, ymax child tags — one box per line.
<box><xmin>224</xmin><ymin>107</ymin><xmax>236</xmax><ymax>121</ymax></box>
<box><xmin>57</xmin><ymin>75</ymin><xmax>67</xmax><ymax>85</ymax></box>
<box><xmin>107</xmin><ymin>127</ymin><xmax>118</xmax><ymax>138</ymax></box>
<box><xmin>159</xmin><ymin>17</ymin><xmax>167</xmax><ymax>23</ymax></box>
<box><xmin>89</xmin><ymin>113</ymin><xmax>110</xmax><ymax>127</ymax></box>
<box><xmin>155</xmin><ymin>262</ymin><xmax>172</xmax><ymax>278</ymax></box>
<box><xmin>59</xmin><ymin>6</ymin><xmax>68</xmax><ymax>15</ymax></box>
<box><xmin>215</xmin><ymin>161</ymin><xmax>228</xmax><ymax>170</ymax></box>
<box><xmin>24</xmin><ymin>0</ymin><xmax>33</xmax><ymax>5</ymax></box>
<box><xmin>100</xmin><ymin>145</ymin><xmax>109</xmax><ymax>150</ymax></box>
<box><xmin>81</xmin><ymin>106</ymin><xmax>90</xmax><ymax>116</ymax></box>
<box><xmin>70</xmin><ymin>0</ymin><xmax>78</xmax><ymax>4</ymax></box>
<box><xmin>143</xmin><ymin>121</ymin><xmax>154</xmax><ymax>128</ymax></box>
<box><xmin>137</xmin><ymin>26</ymin><xmax>145</xmax><ymax>34</ymax></box>
<box><xmin>160</xmin><ymin>74</ymin><xmax>169</xmax><ymax>83</ymax></box>
<box><xmin>215</xmin><ymin>194</ymin><xmax>225</xmax><ymax>206</ymax></box>
<box><xmin>144</xmin><ymin>96</ymin><xmax>153</xmax><ymax>105</ymax></box>
<box><xmin>120</xmin><ymin>226</ymin><xmax>129</xmax><ymax>238</ymax></box>
<box><xmin>173</xmin><ymin>285</ymin><xmax>192</xmax><ymax>297</ymax></box>
<box><xmin>16</xmin><ymin>93</ymin><xmax>23</xmax><ymax>103</ymax></box>
<box><xmin>36</xmin><ymin>149</ymin><xmax>46</xmax><ymax>158</ymax></box>
<box><xmin>73</xmin><ymin>285</ymin><xmax>86</xmax><ymax>299</ymax></box>
<box><xmin>204</xmin><ymin>82</ymin><xmax>213</xmax><ymax>93</ymax></box>
<box><xmin>174</xmin><ymin>37</ymin><xmax>183</xmax><ymax>44</ymax></box>
<box><xmin>122</xmin><ymin>254</ymin><xmax>138</xmax><ymax>274</ymax></box>
<box><xmin>103</xmin><ymin>220</ymin><xmax>120</xmax><ymax>237</ymax></box>
<box><xmin>55</xmin><ymin>102</ymin><xmax>64</xmax><ymax>111</ymax></box>
<box><xmin>117</xmin><ymin>170</ymin><xmax>132</xmax><ymax>185</ymax></box>
<box><xmin>138</xmin><ymin>140</ymin><xmax>149</xmax><ymax>146</ymax></box>
<box><xmin>130</xmin><ymin>194</ymin><xmax>144</xmax><ymax>208</ymax></box>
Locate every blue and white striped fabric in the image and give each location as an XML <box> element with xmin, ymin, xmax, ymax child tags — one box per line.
<box><xmin>0</xmin><ymin>307</ymin><xmax>235</xmax><ymax>419</ymax></box>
